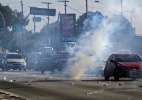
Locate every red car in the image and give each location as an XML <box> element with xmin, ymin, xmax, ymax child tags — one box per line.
<box><xmin>104</xmin><ymin>54</ymin><xmax>142</xmax><ymax>81</ymax></box>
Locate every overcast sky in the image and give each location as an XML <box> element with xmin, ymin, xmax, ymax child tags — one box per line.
<box><xmin>1</xmin><ymin>0</ymin><xmax>142</xmax><ymax>35</ymax></box>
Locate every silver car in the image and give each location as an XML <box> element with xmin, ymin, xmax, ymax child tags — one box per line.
<box><xmin>2</xmin><ymin>52</ymin><xmax>26</xmax><ymax>71</ymax></box>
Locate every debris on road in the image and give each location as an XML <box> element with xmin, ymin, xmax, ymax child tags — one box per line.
<box><xmin>103</xmin><ymin>84</ymin><xmax>109</xmax><ymax>86</ymax></box>
<box><xmin>118</xmin><ymin>82</ymin><xmax>125</xmax><ymax>86</ymax></box>
<box><xmin>86</xmin><ymin>90</ymin><xmax>104</xmax><ymax>95</ymax></box>
<box><xmin>3</xmin><ymin>77</ymin><xmax>6</xmax><ymax>81</ymax></box>
<box><xmin>72</xmin><ymin>83</ymin><xmax>75</xmax><ymax>85</ymax></box>
<box><xmin>9</xmin><ymin>80</ymin><xmax>13</xmax><ymax>82</ymax></box>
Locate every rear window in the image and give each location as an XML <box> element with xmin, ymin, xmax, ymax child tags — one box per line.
<box><xmin>117</xmin><ymin>55</ymin><xmax>142</xmax><ymax>62</ymax></box>
<box><xmin>6</xmin><ymin>54</ymin><xmax>24</xmax><ymax>59</ymax></box>
<box><xmin>59</xmin><ymin>52</ymin><xmax>72</xmax><ymax>59</ymax></box>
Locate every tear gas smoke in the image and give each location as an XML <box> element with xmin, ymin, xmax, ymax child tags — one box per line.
<box><xmin>65</xmin><ymin>13</ymin><xmax>141</xmax><ymax>80</ymax></box>
<box><xmin>65</xmin><ymin>17</ymin><xmax>113</xmax><ymax>80</ymax></box>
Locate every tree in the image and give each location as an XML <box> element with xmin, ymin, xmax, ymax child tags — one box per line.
<box><xmin>76</xmin><ymin>11</ymin><xmax>108</xmax><ymax>36</ymax></box>
<box><xmin>0</xmin><ymin>3</ymin><xmax>29</xmax><ymax>29</ymax></box>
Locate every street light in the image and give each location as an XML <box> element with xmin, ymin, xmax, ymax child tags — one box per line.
<box><xmin>131</xmin><ymin>5</ymin><xmax>142</xmax><ymax>27</ymax></box>
<box><xmin>94</xmin><ymin>1</ymin><xmax>119</xmax><ymax>13</ymax></box>
<box><xmin>0</xmin><ymin>12</ymin><xmax>5</xmax><ymax>29</ymax></box>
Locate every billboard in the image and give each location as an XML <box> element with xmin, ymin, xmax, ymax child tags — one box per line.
<box><xmin>30</xmin><ymin>7</ymin><xmax>56</xmax><ymax>16</ymax></box>
<box><xmin>60</xmin><ymin>14</ymin><xmax>76</xmax><ymax>42</ymax></box>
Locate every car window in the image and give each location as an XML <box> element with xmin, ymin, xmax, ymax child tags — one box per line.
<box><xmin>108</xmin><ymin>55</ymin><xmax>113</xmax><ymax>60</ymax></box>
<box><xmin>112</xmin><ymin>55</ymin><xmax>115</xmax><ymax>61</ymax></box>
<box><xmin>6</xmin><ymin>54</ymin><xmax>24</xmax><ymax>59</ymax></box>
<box><xmin>117</xmin><ymin>55</ymin><xmax>142</xmax><ymax>62</ymax></box>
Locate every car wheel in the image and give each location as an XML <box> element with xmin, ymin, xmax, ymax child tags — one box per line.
<box><xmin>19</xmin><ymin>68</ymin><xmax>22</xmax><ymax>71</ymax></box>
<box><xmin>132</xmin><ymin>77</ymin><xmax>137</xmax><ymax>81</ymax></box>
<box><xmin>2</xmin><ymin>67</ymin><xmax>5</xmax><ymax>71</ymax></box>
<box><xmin>104</xmin><ymin>69</ymin><xmax>109</xmax><ymax>81</ymax></box>
<box><xmin>41</xmin><ymin>66</ymin><xmax>45</xmax><ymax>74</ymax></box>
<box><xmin>114</xmin><ymin>69</ymin><xmax>119</xmax><ymax>81</ymax></box>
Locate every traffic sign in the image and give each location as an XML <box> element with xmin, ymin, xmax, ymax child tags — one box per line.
<box><xmin>30</xmin><ymin>7</ymin><xmax>56</xmax><ymax>16</ymax></box>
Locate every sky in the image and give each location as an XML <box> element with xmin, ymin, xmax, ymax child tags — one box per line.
<box><xmin>1</xmin><ymin>0</ymin><xmax>142</xmax><ymax>35</ymax></box>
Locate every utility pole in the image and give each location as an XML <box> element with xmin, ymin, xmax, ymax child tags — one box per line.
<box><xmin>41</xmin><ymin>2</ymin><xmax>52</xmax><ymax>25</ymax></box>
<box><xmin>21</xmin><ymin>0</ymin><xmax>23</xmax><ymax>33</ymax></box>
<box><xmin>121</xmin><ymin>0</ymin><xmax>123</xmax><ymax>16</ymax></box>
<box><xmin>86</xmin><ymin>0</ymin><xmax>88</xmax><ymax>18</ymax></box>
<box><xmin>41</xmin><ymin>2</ymin><xmax>52</xmax><ymax>46</ymax></box>
<box><xmin>58</xmin><ymin>0</ymin><xmax>69</xmax><ymax>14</ymax></box>
<box><xmin>34</xmin><ymin>15</ymin><xmax>36</xmax><ymax>34</ymax></box>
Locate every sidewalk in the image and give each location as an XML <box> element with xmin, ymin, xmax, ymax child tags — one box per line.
<box><xmin>0</xmin><ymin>90</ymin><xmax>27</xmax><ymax>100</ymax></box>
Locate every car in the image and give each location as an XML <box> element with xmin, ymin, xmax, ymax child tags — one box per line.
<box><xmin>56</xmin><ymin>50</ymin><xmax>74</xmax><ymax>72</ymax></box>
<box><xmin>36</xmin><ymin>52</ymin><xmax>57</xmax><ymax>73</ymax></box>
<box><xmin>104</xmin><ymin>53</ymin><xmax>142</xmax><ymax>81</ymax></box>
<box><xmin>2</xmin><ymin>52</ymin><xmax>26</xmax><ymax>71</ymax></box>
<box><xmin>0</xmin><ymin>52</ymin><xmax>7</xmax><ymax>68</ymax></box>
<box><xmin>41</xmin><ymin>46</ymin><xmax>55</xmax><ymax>53</ymax></box>
<box><xmin>26</xmin><ymin>52</ymin><xmax>41</xmax><ymax>70</ymax></box>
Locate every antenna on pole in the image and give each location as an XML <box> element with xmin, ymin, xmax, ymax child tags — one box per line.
<box><xmin>41</xmin><ymin>2</ymin><xmax>52</xmax><ymax>25</ymax></box>
<box><xmin>58</xmin><ymin>0</ymin><xmax>69</xmax><ymax>14</ymax></box>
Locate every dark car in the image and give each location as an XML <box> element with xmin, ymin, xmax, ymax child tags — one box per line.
<box><xmin>36</xmin><ymin>52</ymin><xmax>57</xmax><ymax>73</ymax></box>
<box><xmin>56</xmin><ymin>51</ymin><xmax>74</xmax><ymax>72</ymax></box>
<box><xmin>26</xmin><ymin>52</ymin><xmax>41</xmax><ymax>70</ymax></box>
<box><xmin>0</xmin><ymin>52</ymin><xmax>7</xmax><ymax>68</ymax></box>
<box><xmin>104</xmin><ymin>54</ymin><xmax>142</xmax><ymax>81</ymax></box>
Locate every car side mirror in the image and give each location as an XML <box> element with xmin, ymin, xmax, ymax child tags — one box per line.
<box><xmin>110</xmin><ymin>60</ymin><xmax>116</xmax><ymax>63</ymax></box>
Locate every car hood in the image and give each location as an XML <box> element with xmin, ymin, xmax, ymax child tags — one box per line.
<box><xmin>118</xmin><ymin>62</ymin><xmax>142</xmax><ymax>69</ymax></box>
<box><xmin>7</xmin><ymin>59</ymin><xmax>25</xmax><ymax>63</ymax></box>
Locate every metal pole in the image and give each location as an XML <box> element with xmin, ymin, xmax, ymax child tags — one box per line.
<box><xmin>121</xmin><ymin>0</ymin><xmax>123</xmax><ymax>16</ymax></box>
<box><xmin>34</xmin><ymin>15</ymin><xmax>36</xmax><ymax>34</ymax></box>
<box><xmin>0</xmin><ymin>12</ymin><xmax>5</xmax><ymax>29</ymax></box>
<box><xmin>21</xmin><ymin>0</ymin><xmax>23</xmax><ymax>32</ymax></box>
<box><xmin>86</xmin><ymin>0</ymin><xmax>88</xmax><ymax>18</ymax></box>
<box><xmin>41</xmin><ymin>2</ymin><xmax>52</xmax><ymax>46</ymax></box>
<box><xmin>58</xmin><ymin>0</ymin><xmax>69</xmax><ymax>14</ymax></box>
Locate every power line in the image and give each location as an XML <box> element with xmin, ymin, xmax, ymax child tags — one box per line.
<box><xmin>67</xmin><ymin>5</ymin><xmax>83</xmax><ymax>14</ymax></box>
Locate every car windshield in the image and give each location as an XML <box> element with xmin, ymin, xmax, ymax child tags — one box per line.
<box><xmin>6</xmin><ymin>54</ymin><xmax>23</xmax><ymax>59</ymax></box>
<box><xmin>117</xmin><ymin>55</ymin><xmax>142</xmax><ymax>62</ymax></box>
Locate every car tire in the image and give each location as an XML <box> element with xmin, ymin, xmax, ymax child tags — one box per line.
<box><xmin>2</xmin><ymin>67</ymin><xmax>5</xmax><ymax>71</ymax></box>
<box><xmin>132</xmin><ymin>77</ymin><xmax>137</xmax><ymax>81</ymax></box>
<box><xmin>41</xmin><ymin>66</ymin><xmax>45</xmax><ymax>74</ymax></box>
<box><xmin>114</xmin><ymin>69</ymin><xmax>119</xmax><ymax>81</ymax></box>
<box><xmin>104</xmin><ymin>69</ymin><xmax>109</xmax><ymax>81</ymax></box>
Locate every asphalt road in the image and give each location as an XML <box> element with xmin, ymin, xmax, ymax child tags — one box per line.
<box><xmin>0</xmin><ymin>70</ymin><xmax>142</xmax><ymax>100</ymax></box>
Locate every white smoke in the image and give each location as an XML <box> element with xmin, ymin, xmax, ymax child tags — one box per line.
<box><xmin>65</xmin><ymin>17</ymin><xmax>115</xmax><ymax>80</ymax></box>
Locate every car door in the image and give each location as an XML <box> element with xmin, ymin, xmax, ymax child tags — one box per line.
<box><xmin>105</xmin><ymin>55</ymin><xmax>113</xmax><ymax>75</ymax></box>
<box><xmin>109</xmin><ymin>54</ymin><xmax>116</xmax><ymax>76</ymax></box>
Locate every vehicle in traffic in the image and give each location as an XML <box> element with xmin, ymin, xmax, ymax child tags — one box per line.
<box><xmin>36</xmin><ymin>52</ymin><xmax>57</xmax><ymax>73</ymax></box>
<box><xmin>2</xmin><ymin>52</ymin><xmax>26</xmax><ymax>71</ymax></box>
<box><xmin>26</xmin><ymin>52</ymin><xmax>41</xmax><ymax>70</ymax></box>
<box><xmin>56</xmin><ymin>50</ymin><xmax>74</xmax><ymax>72</ymax></box>
<box><xmin>41</xmin><ymin>46</ymin><xmax>55</xmax><ymax>53</ymax></box>
<box><xmin>104</xmin><ymin>53</ymin><xmax>142</xmax><ymax>81</ymax></box>
<box><xmin>0</xmin><ymin>52</ymin><xmax>7</xmax><ymax>68</ymax></box>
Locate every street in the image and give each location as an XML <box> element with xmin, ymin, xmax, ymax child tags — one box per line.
<box><xmin>0</xmin><ymin>70</ymin><xmax>142</xmax><ymax>100</ymax></box>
